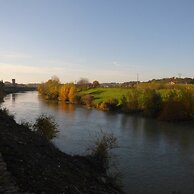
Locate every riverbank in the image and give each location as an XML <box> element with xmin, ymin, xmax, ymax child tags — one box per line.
<box><xmin>4</xmin><ymin>86</ymin><xmax>37</xmax><ymax>94</ymax></box>
<box><xmin>38</xmin><ymin>78</ymin><xmax>194</xmax><ymax>122</ymax></box>
<box><xmin>0</xmin><ymin>109</ymin><xmax>123</xmax><ymax>194</ymax></box>
<box><xmin>78</xmin><ymin>86</ymin><xmax>194</xmax><ymax>122</ymax></box>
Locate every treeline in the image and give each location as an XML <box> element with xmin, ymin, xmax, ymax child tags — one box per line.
<box><xmin>38</xmin><ymin>77</ymin><xmax>77</xmax><ymax>103</ymax></box>
<box><xmin>147</xmin><ymin>77</ymin><xmax>194</xmax><ymax>84</ymax></box>
<box><xmin>38</xmin><ymin>77</ymin><xmax>100</xmax><ymax>102</ymax></box>
<box><xmin>78</xmin><ymin>83</ymin><xmax>194</xmax><ymax>122</ymax></box>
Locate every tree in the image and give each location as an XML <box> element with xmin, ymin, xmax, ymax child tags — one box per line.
<box><xmin>59</xmin><ymin>84</ymin><xmax>70</xmax><ymax>101</ymax></box>
<box><xmin>93</xmin><ymin>80</ymin><xmax>100</xmax><ymax>88</ymax></box>
<box><xmin>77</xmin><ymin>78</ymin><xmax>89</xmax><ymax>86</ymax></box>
<box><xmin>68</xmin><ymin>85</ymin><xmax>76</xmax><ymax>103</ymax></box>
<box><xmin>77</xmin><ymin>78</ymin><xmax>90</xmax><ymax>90</ymax></box>
<box><xmin>58</xmin><ymin>83</ymin><xmax>76</xmax><ymax>103</ymax></box>
<box><xmin>38</xmin><ymin>76</ymin><xmax>60</xmax><ymax>100</ymax></box>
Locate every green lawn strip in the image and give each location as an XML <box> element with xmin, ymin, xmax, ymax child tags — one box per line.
<box><xmin>78</xmin><ymin>88</ymin><xmax>131</xmax><ymax>104</ymax></box>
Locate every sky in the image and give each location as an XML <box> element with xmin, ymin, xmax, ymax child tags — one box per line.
<box><xmin>0</xmin><ymin>0</ymin><xmax>194</xmax><ymax>84</ymax></box>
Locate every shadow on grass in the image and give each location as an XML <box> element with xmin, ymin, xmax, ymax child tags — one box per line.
<box><xmin>89</xmin><ymin>90</ymin><xmax>104</xmax><ymax>95</ymax></box>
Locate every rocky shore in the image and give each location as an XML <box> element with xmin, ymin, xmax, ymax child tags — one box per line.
<box><xmin>0</xmin><ymin>110</ymin><xmax>123</xmax><ymax>194</ymax></box>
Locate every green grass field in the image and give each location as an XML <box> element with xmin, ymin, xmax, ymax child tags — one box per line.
<box><xmin>79</xmin><ymin>87</ymin><xmax>131</xmax><ymax>104</ymax></box>
<box><xmin>78</xmin><ymin>84</ymin><xmax>194</xmax><ymax>105</ymax></box>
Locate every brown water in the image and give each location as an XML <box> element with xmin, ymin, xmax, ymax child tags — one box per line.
<box><xmin>1</xmin><ymin>91</ymin><xmax>194</xmax><ymax>194</ymax></box>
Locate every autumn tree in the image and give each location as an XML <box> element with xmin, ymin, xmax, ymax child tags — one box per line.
<box><xmin>68</xmin><ymin>85</ymin><xmax>76</xmax><ymax>103</ymax></box>
<box><xmin>59</xmin><ymin>83</ymin><xmax>76</xmax><ymax>102</ymax></box>
<box><xmin>59</xmin><ymin>84</ymin><xmax>70</xmax><ymax>101</ymax></box>
<box><xmin>38</xmin><ymin>76</ymin><xmax>60</xmax><ymax>100</ymax></box>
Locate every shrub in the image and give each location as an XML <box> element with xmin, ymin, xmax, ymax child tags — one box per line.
<box><xmin>89</xmin><ymin>132</ymin><xmax>117</xmax><ymax>169</ymax></box>
<box><xmin>0</xmin><ymin>108</ymin><xmax>14</xmax><ymax>120</ymax></box>
<box><xmin>81</xmin><ymin>95</ymin><xmax>93</xmax><ymax>107</ymax></box>
<box><xmin>121</xmin><ymin>89</ymin><xmax>141</xmax><ymax>113</ymax></box>
<box><xmin>99</xmin><ymin>98</ymin><xmax>119</xmax><ymax>111</ymax></box>
<box><xmin>33</xmin><ymin>114</ymin><xmax>59</xmax><ymax>140</ymax></box>
<box><xmin>20</xmin><ymin>120</ymin><xmax>32</xmax><ymax>129</ymax></box>
<box><xmin>142</xmin><ymin>89</ymin><xmax>162</xmax><ymax>117</ymax></box>
<box><xmin>159</xmin><ymin>89</ymin><xmax>194</xmax><ymax>121</ymax></box>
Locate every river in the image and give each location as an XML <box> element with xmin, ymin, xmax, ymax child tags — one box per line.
<box><xmin>1</xmin><ymin>91</ymin><xmax>194</xmax><ymax>194</ymax></box>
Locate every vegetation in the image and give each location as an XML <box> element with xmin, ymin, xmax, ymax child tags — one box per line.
<box><xmin>89</xmin><ymin>132</ymin><xmax>118</xmax><ymax>170</ymax></box>
<box><xmin>0</xmin><ymin>81</ymin><xmax>4</xmax><ymax>101</ymax></box>
<box><xmin>33</xmin><ymin>114</ymin><xmax>59</xmax><ymax>140</ymax></box>
<box><xmin>38</xmin><ymin>77</ymin><xmax>194</xmax><ymax>122</ymax></box>
<box><xmin>58</xmin><ymin>83</ymin><xmax>76</xmax><ymax>103</ymax></box>
<box><xmin>0</xmin><ymin>108</ymin><xmax>14</xmax><ymax>120</ymax></box>
<box><xmin>38</xmin><ymin>77</ymin><xmax>76</xmax><ymax>102</ymax></box>
<box><xmin>0</xmin><ymin>108</ymin><xmax>123</xmax><ymax>194</ymax></box>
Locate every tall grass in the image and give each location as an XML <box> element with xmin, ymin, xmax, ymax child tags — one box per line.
<box><xmin>89</xmin><ymin>132</ymin><xmax>117</xmax><ymax>169</ymax></box>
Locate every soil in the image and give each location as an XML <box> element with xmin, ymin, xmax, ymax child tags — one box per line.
<box><xmin>0</xmin><ymin>111</ymin><xmax>124</xmax><ymax>194</ymax></box>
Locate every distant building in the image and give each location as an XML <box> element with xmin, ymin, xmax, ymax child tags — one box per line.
<box><xmin>101</xmin><ymin>82</ymin><xmax>121</xmax><ymax>87</ymax></box>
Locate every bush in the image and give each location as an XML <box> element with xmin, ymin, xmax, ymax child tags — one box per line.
<box><xmin>159</xmin><ymin>89</ymin><xmax>194</xmax><ymax>121</ymax></box>
<box><xmin>81</xmin><ymin>95</ymin><xmax>93</xmax><ymax>107</ymax></box>
<box><xmin>142</xmin><ymin>89</ymin><xmax>162</xmax><ymax>117</ymax></box>
<box><xmin>20</xmin><ymin>120</ymin><xmax>32</xmax><ymax>129</ymax></box>
<box><xmin>33</xmin><ymin>115</ymin><xmax>59</xmax><ymax>140</ymax></box>
<box><xmin>0</xmin><ymin>108</ymin><xmax>14</xmax><ymax>120</ymax></box>
<box><xmin>121</xmin><ymin>89</ymin><xmax>141</xmax><ymax>113</ymax></box>
<box><xmin>99</xmin><ymin>98</ymin><xmax>119</xmax><ymax>111</ymax></box>
<box><xmin>89</xmin><ymin>132</ymin><xmax>117</xmax><ymax>169</ymax></box>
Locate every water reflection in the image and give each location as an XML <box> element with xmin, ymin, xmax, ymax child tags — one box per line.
<box><xmin>58</xmin><ymin>102</ymin><xmax>75</xmax><ymax>112</ymax></box>
<box><xmin>38</xmin><ymin>96</ymin><xmax>75</xmax><ymax>113</ymax></box>
<box><xmin>142</xmin><ymin>119</ymin><xmax>194</xmax><ymax>152</ymax></box>
<box><xmin>11</xmin><ymin>93</ymin><xmax>16</xmax><ymax>102</ymax></box>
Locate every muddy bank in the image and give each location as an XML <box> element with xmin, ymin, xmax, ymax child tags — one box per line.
<box><xmin>0</xmin><ymin>111</ymin><xmax>123</xmax><ymax>194</ymax></box>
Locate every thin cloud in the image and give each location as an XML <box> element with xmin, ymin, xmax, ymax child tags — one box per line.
<box><xmin>0</xmin><ymin>52</ymin><xmax>32</xmax><ymax>59</ymax></box>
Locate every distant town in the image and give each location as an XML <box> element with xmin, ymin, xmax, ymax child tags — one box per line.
<box><xmin>0</xmin><ymin>79</ymin><xmax>38</xmax><ymax>93</ymax></box>
<box><xmin>1</xmin><ymin>77</ymin><xmax>194</xmax><ymax>90</ymax></box>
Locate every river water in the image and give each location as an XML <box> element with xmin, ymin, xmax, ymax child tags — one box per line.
<box><xmin>1</xmin><ymin>91</ymin><xmax>194</xmax><ymax>194</ymax></box>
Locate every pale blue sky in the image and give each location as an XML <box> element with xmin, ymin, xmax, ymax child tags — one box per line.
<box><xmin>0</xmin><ymin>0</ymin><xmax>194</xmax><ymax>83</ymax></box>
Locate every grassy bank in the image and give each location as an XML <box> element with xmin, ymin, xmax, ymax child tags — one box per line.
<box><xmin>78</xmin><ymin>85</ymin><xmax>194</xmax><ymax>121</ymax></box>
<box><xmin>79</xmin><ymin>87</ymin><xmax>130</xmax><ymax>104</ymax></box>
<box><xmin>0</xmin><ymin>109</ymin><xmax>123</xmax><ymax>194</ymax></box>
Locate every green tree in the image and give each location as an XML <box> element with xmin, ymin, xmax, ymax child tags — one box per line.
<box><xmin>93</xmin><ymin>80</ymin><xmax>100</xmax><ymax>88</ymax></box>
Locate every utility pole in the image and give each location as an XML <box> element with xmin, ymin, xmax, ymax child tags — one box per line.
<box><xmin>137</xmin><ymin>73</ymin><xmax>139</xmax><ymax>85</ymax></box>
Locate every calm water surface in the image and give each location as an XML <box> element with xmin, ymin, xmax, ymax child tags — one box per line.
<box><xmin>1</xmin><ymin>91</ymin><xmax>194</xmax><ymax>194</ymax></box>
